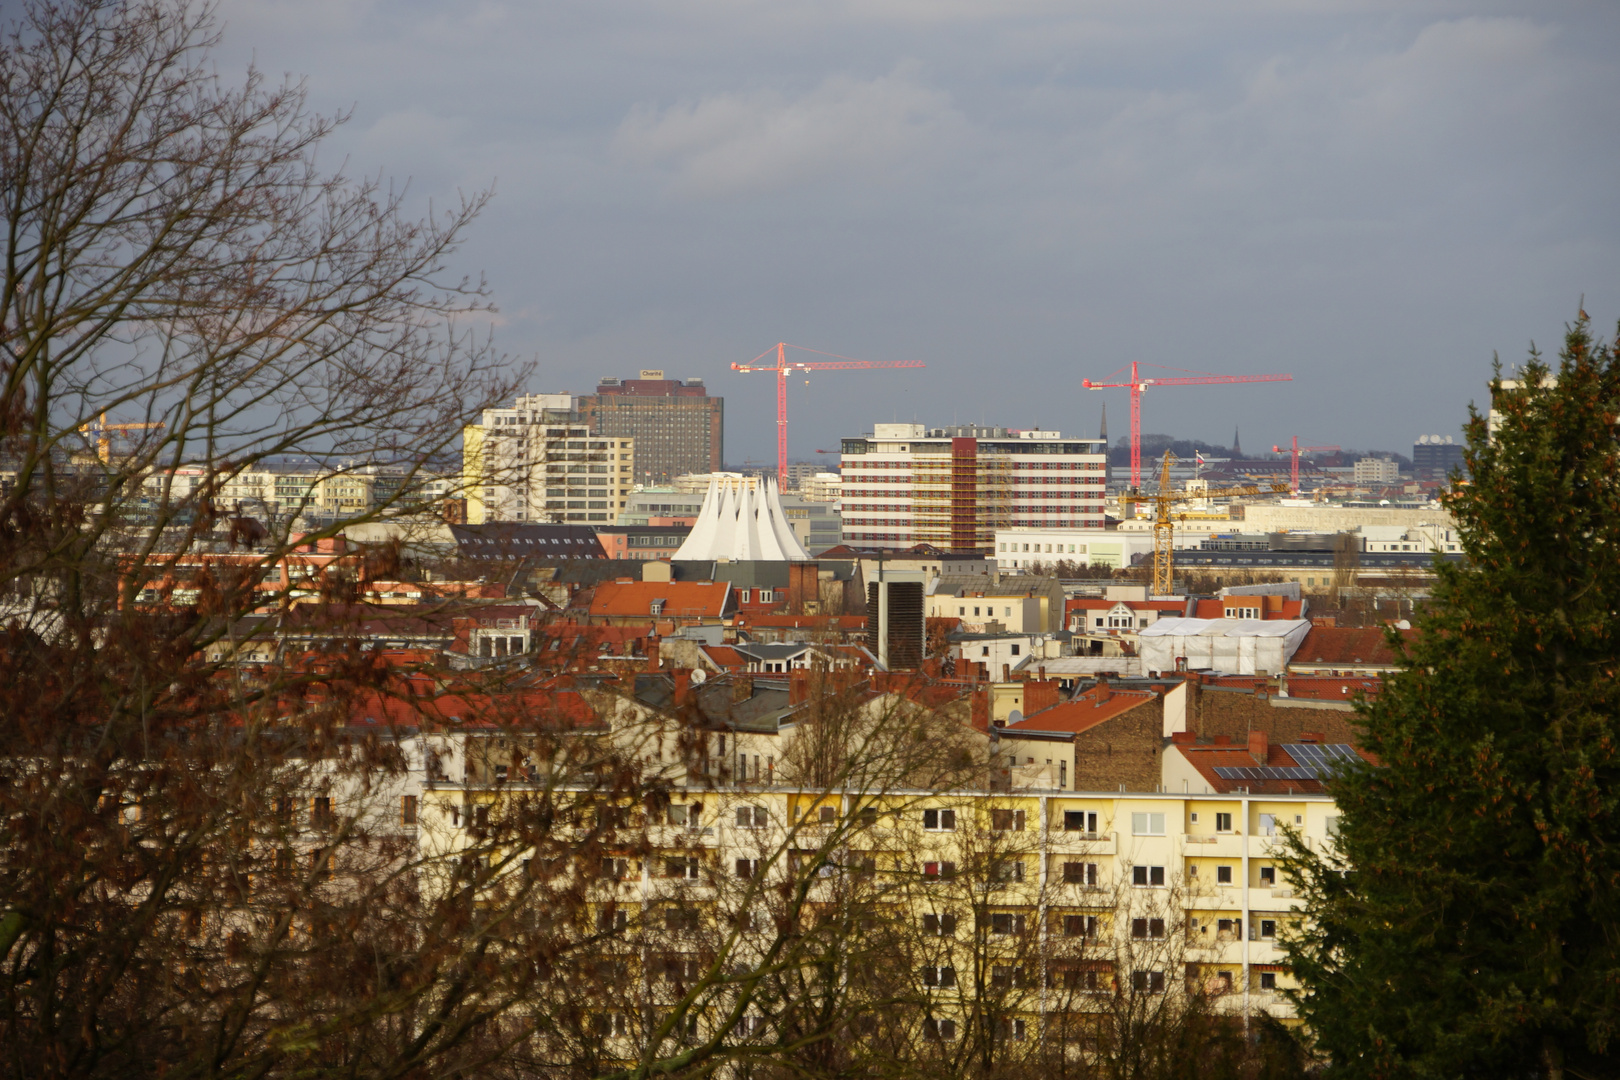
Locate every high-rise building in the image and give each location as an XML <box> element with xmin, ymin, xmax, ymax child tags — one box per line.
<box><xmin>839</xmin><ymin>424</ymin><xmax>1108</xmax><ymax>552</ymax></box>
<box><xmin>1353</xmin><ymin>456</ymin><xmax>1401</xmax><ymax>485</ymax></box>
<box><xmin>462</xmin><ymin>394</ymin><xmax>635</xmax><ymax>524</ymax></box>
<box><xmin>576</xmin><ymin>371</ymin><xmax>723</xmax><ymax>486</ymax></box>
<box><xmin>1412</xmin><ymin>435</ymin><xmax>1465</xmax><ymax>478</ymax></box>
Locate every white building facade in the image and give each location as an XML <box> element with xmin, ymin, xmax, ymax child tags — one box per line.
<box><xmin>841</xmin><ymin>424</ymin><xmax>1107</xmax><ymax>551</ymax></box>
<box><xmin>463</xmin><ymin>394</ymin><xmax>635</xmax><ymax>525</ymax></box>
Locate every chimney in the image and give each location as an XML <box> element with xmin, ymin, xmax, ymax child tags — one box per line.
<box><xmin>789</xmin><ymin>668</ymin><xmax>809</xmax><ymax>706</ymax></box>
<box><xmin>673</xmin><ymin>667</ymin><xmax>690</xmax><ymax>707</ymax></box>
<box><xmin>1095</xmin><ymin>676</ymin><xmax>1112</xmax><ymax>705</ymax></box>
<box><xmin>1171</xmin><ymin>730</ymin><xmax>1196</xmax><ymax>744</ymax></box>
<box><xmin>646</xmin><ymin>637</ymin><xmax>660</xmax><ymax>671</ymax></box>
<box><xmin>1002</xmin><ymin>663</ymin><xmax>1012</xmax><ymax>682</ymax></box>
<box><xmin>1248</xmin><ymin>730</ymin><xmax>1268</xmax><ymax>763</ymax></box>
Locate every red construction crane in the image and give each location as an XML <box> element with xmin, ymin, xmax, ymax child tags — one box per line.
<box><xmin>732</xmin><ymin>343</ymin><xmax>925</xmax><ymax>482</ymax></box>
<box><xmin>1272</xmin><ymin>435</ymin><xmax>1341</xmax><ymax>494</ymax></box>
<box><xmin>1082</xmin><ymin>362</ymin><xmax>1293</xmax><ymax>489</ymax></box>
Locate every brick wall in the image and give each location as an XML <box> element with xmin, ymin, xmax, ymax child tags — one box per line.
<box><xmin>1072</xmin><ymin>696</ymin><xmax>1165</xmax><ymax>793</ymax></box>
<box><xmin>1187</xmin><ymin>684</ymin><xmax>1361</xmax><ymax>745</ymax></box>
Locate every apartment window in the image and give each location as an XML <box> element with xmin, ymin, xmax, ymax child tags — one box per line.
<box><xmin>738</xmin><ymin>590</ymin><xmax>750</xmax><ymax>603</ymax></box>
<box><xmin>1131</xmin><ymin>971</ymin><xmax>1166</xmax><ymax>994</ymax></box>
<box><xmin>1063</xmin><ymin>810</ymin><xmax>1098</xmax><ymax>833</ymax></box>
<box><xmin>990</xmin><ymin>809</ymin><xmax>1026</xmax><ymax>832</ymax></box>
<box><xmin>1063</xmin><ymin>914</ymin><xmax>1098</xmax><ymax>938</ymax></box>
<box><xmin>997</xmin><ymin>1017</ymin><xmax>1028</xmax><ymax>1041</ymax></box>
<box><xmin>922</xmin><ymin>912</ymin><xmax>957</xmax><ymax>936</ymax></box>
<box><xmin>819</xmin><ymin>806</ymin><xmax>836</xmax><ymax>825</ymax></box>
<box><xmin>1258</xmin><ymin>813</ymin><xmax>1278</xmax><ymax>836</ymax></box>
<box><xmin>662</xmin><ymin>956</ymin><xmax>702</xmax><ymax>983</ymax></box>
<box><xmin>922</xmin><ymin>965</ymin><xmax>957</xmax><ymax>988</ymax></box>
<box><xmin>1218</xmin><ymin>918</ymin><xmax>1241</xmax><ymax>938</ymax></box>
<box><xmin>1131</xmin><ymin>918</ymin><xmax>1166</xmax><ymax>939</ymax></box>
<box><xmin>923</xmin><ymin>808</ymin><xmax>957</xmax><ymax>831</ymax></box>
<box><xmin>735</xmin><ymin>805</ymin><xmax>768</xmax><ymax>828</ymax></box>
<box><xmin>923</xmin><ymin>1018</ymin><xmax>957</xmax><ymax>1041</ymax></box>
<box><xmin>1260</xmin><ymin>866</ymin><xmax>1277</xmax><ymax>886</ymax></box>
<box><xmin>600</xmin><ymin>857</ymin><xmax>632</xmax><ymax>881</ymax></box>
<box><xmin>923</xmin><ymin>861</ymin><xmax>957</xmax><ymax>880</ymax></box>
<box><xmin>1132</xmin><ymin>865</ymin><xmax>1166</xmax><ymax>887</ymax></box>
<box><xmin>988</xmin><ymin>912</ymin><xmax>1027</xmax><ymax>936</ymax></box>
<box><xmin>400</xmin><ymin>795</ymin><xmax>417</xmax><ymax>826</ymax></box>
<box><xmin>665</xmin><ymin>857</ymin><xmax>701</xmax><ymax>880</ymax></box>
<box><xmin>1326</xmin><ymin>815</ymin><xmax>1342</xmax><ymax>838</ymax></box>
<box><xmin>1216</xmin><ymin>865</ymin><xmax>1233</xmax><ymax>885</ymax></box>
<box><xmin>664</xmin><ymin>908</ymin><xmax>700</xmax><ymax>932</ymax></box>
<box><xmin>1215</xmin><ymin>812</ymin><xmax>1233</xmax><ymax>832</ymax></box>
<box><xmin>1260</xmin><ymin>919</ymin><xmax>1277</xmax><ymax>939</ymax></box>
<box><xmin>992</xmin><ymin>859</ymin><xmax>1025</xmax><ymax>883</ymax></box>
<box><xmin>1009</xmin><ymin>643</ymin><xmax>1020</xmax><ymax>655</ymax></box>
<box><xmin>1260</xmin><ymin>972</ymin><xmax>1278</xmax><ymax>990</ymax></box>
<box><xmin>735</xmin><ymin>858</ymin><xmax>759</xmax><ymax>879</ymax></box>
<box><xmin>310</xmin><ymin>851</ymin><xmax>333</xmax><ymax>881</ymax></box>
<box><xmin>312</xmin><ymin>796</ymin><xmax>333</xmax><ymax>829</ymax></box>
<box><xmin>668</xmin><ymin>803</ymin><xmax>700</xmax><ymax>828</ymax></box>
<box><xmin>1063</xmin><ymin>861</ymin><xmax>1099</xmax><ymax>885</ymax></box>
<box><xmin>1131</xmin><ymin>812</ymin><xmax>1166</xmax><ymax>836</ymax></box>
<box><xmin>594</xmin><ymin>1013</ymin><xmax>629</xmax><ymax>1037</ymax></box>
<box><xmin>857</xmin><ymin>806</ymin><xmax>879</xmax><ymax>827</ymax></box>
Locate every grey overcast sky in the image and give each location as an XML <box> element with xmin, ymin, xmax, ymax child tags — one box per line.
<box><xmin>213</xmin><ymin>0</ymin><xmax>1620</xmax><ymax>463</ymax></box>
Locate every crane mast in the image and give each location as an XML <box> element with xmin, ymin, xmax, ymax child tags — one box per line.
<box><xmin>1122</xmin><ymin>450</ymin><xmax>1288</xmax><ymax>594</ymax></box>
<box><xmin>731</xmin><ymin>343</ymin><xmax>924</xmax><ymax>482</ymax></box>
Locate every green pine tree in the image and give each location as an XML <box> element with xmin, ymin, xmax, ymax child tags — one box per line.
<box><xmin>1279</xmin><ymin>312</ymin><xmax>1620</xmax><ymax>1080</ymax></box>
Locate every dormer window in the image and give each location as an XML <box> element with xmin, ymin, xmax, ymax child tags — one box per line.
<box><xmin>650</xmin><ymin>599</ymin><xmax>666</xmax><ymax>616</ymax></box>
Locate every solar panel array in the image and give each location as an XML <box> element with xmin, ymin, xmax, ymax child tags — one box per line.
<box><xmin>1210</xmin><ymin>743</ymin><xmax>1361</xmax><ymax>782</ymax></box>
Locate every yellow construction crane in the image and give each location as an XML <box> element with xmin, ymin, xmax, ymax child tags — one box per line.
<box><xmin>1122</xmin><ymin>451</ymin><xmax>1288</xmax><ymax>595</ymax></box>
<box><xmin>78</xmin><ymin>412</ymin><xmax>164</xmax><ymax>463</ymax></box>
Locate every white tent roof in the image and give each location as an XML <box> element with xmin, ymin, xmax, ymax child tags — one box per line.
<box><xmin>673</xmin><ymin>476</ymin><xmax>810</xmax><ymax>562</ymax></box>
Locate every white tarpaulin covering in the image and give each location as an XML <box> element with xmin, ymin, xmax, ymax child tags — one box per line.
<box><xmin>1136</xmin><ymin>617</ymin><xmax>1311</xmax><ymax>676</ymax></box>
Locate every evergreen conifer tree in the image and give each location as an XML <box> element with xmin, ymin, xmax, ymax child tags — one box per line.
<box><xmin>1281</xmin><ymin>313</ymin><xmax>1620</xmax><ymax>1080</ymax></box>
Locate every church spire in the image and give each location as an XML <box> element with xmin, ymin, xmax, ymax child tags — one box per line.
<box><xmin>1232</xmin><ymin>426</ymin><xmax>1242</xmax><ymax>458</ymax></box>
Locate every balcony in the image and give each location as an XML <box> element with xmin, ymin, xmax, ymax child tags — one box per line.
<box><xmin>1180</xmin><ymin>833</ymin><xmax>1247</xmax><ymax>858</ymax></box>
<box><xmin>1047</xmin><ymin>830</ymin><xmax>1117</xmax><ymax>856</ymax></box>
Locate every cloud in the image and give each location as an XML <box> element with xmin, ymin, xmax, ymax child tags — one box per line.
<box><xmin>613</xmin><ymin>64</ymin><xmax>965</xmax><ymax>197</ymax></box>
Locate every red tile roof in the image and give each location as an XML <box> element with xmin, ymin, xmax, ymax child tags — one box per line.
<box><xmin>701</xmin><ymin>646</ymin><xmax>748</xmax><ymax>670</ymax></box>
<box><xmin>588</xmin><ymin>581</ymin><xmax>730</xmax><ymax>619</ymax></box>
<box><xmin>346</xmin><ymin>687</ymin><xmax>599</xmax><ymax>730</ymax></box>
<box><xmin>1172</xmin><ymin>740</ymin><xmax>1376</xmax><ymax>794</ymax></box>
<box><xmin>1289</xmin><ymin>626</ymin><xmax>1412</xmax><ymax>668</ymax></box>
<box><xmin>1003</xmin><ymin>685</ymin><xmax>1158</xmax><ymax>736</ymax></box>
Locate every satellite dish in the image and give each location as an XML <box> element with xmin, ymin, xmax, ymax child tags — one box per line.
<box><xmin>1006</xmin><ymin>709</ymin><xmax>1024</xmax><ymax>725</ymax></box>
<box><xmin>690</xmin><ymin>668</ymin><xmax>708</xmax><ymax>684</ymax></box>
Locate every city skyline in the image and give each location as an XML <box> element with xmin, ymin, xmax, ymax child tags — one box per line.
<box><xmin>208</xmin><ymin>0</ymin><xmax>1619</xmax><ymax>464</ymax></box>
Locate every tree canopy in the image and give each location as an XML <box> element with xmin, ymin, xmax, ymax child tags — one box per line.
<box><xmin>1281</xmin><ymin>313</ymin><xmax>1620</xmax><ymax>1079</ymax></box>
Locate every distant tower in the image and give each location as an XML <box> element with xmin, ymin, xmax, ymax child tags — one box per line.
<box><xmin>1232</xmin><ymin>426</ymin><xmax>1242</xmax><ymax>458</ymax></box>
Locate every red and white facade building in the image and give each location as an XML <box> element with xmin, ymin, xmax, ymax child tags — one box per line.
<box><xmin>839</xmin><ymin>424</ymin><xmax>1107</xmax><ymax>552</ymax></box>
